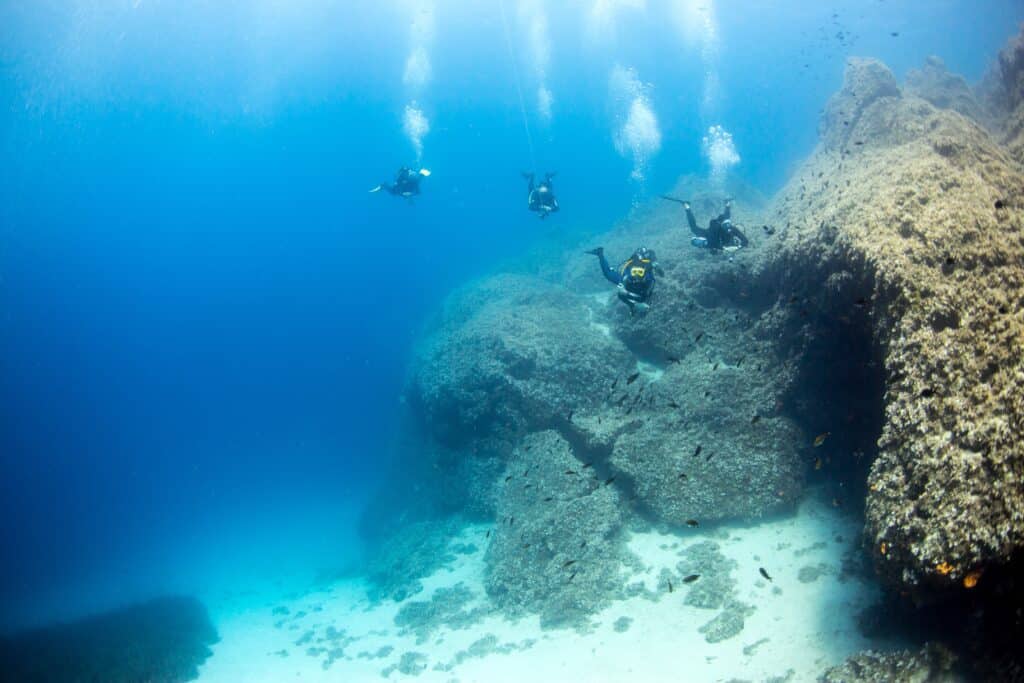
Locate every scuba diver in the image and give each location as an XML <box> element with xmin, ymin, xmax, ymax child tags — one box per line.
<box><xmin>662</xmin><ymin>196</ymin><xmax>749</xmax><ymax>252</ymax></box>
<box><xmin>523</xmin><ymin>171</ymin><xmax>559</xmax><ymax>219</ymax></box>
<box><xmin>371</xmin><ymin>166</ymin><xmax>431</xmax><ymax>199</ymax></box>
<box><xmin>586</xmin><ymin>246</ymin><xmax>657</xmax><ymax>316</ymax></box>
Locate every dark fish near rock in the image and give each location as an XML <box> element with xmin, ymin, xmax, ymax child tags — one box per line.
<box><xmin>666</xmin><ymin>355</ymin><xmax>681</xmax><ymax>364</ymax></box>
<box><xmin>604</xmin><ymin>476</ymin><xmax>616</xmax><ymax>486</ymax></box>
<box><xmin>759</xmin><ymin>567</ymin><xmax>773</xmax><ymax>582</ymax></box>
<box><xmin>813</xmin><ymin>432</ymin><xmax>830</xmax><ymax>447</ymax></box>
<box><xmin>563</xmin><ymin>560</ymin><xmax>576</xmax><ymax>568</ymax></box>
<box><xmin>668</xmin><ymin>400</ymin><xmax>680</xmax><ymax>409</ymax></box>
<box><xmin>683</xmin><ymin>574</ymin><xmax>700</xmax><ymax>583</ymax></box>
<box><xmin>611</xmin><ymin>378</ymin><xmax>619</xmax><ymax>390</ymax></box>
<box><xmin>685</xmin><ymin>519</ymin><xmax>699</xmax><ymax>528</ymax></box>
<box><xmin>486</xmin><ymin>530</ymin><xmax>490</xmax><ymax>538</ymax></box>
<box><xmin>568</xmin><ymin>571</ymin><xmax>577</xmax><ymax>582</ymax></box>
<box><xmin>678</xmin><ymin>472</ymin><xmax>687</xmax><ymax>480</ymax></box>
<box><xmin>582</xmin><ymin>462</ymin><xmax>593</xmax><ymax>469</ymax></box>
<box><xmin>567</xmin><ymin>410</ymin><xmax>574</xmax><ymax>421</ymax></box>
<box><xmin>695</xmin><ymin>332</ymin><xmax>704</xmax><ymax>342</ymax></box>
<box><xmin>668</xmin><ymin>579</ymin><xmax>674</xmax><ymax>593</ymax></box>
<box><xmin>693</xmin><ymin>445</ymin><xmax>702</xmax><ymax>457</ymax></box>
<box><xmin>705</xmin><ymin>451</ymin><xmax>716</xmax><ymax>462</ymax></box>
<box><xmin>751</xmin><ymin>415</ymin><xmax>761</xmax><ymax>424</ymax></box>
<box><xmin>712</xmin><ymin>362</ymin><xmax>719</xmax><ymax>371</ymax></box>
<box><xmin>505</xmin><ymin>475</ymin><xmax>512</xmax><ymax>482</ymax></box>
<box><xmin>854</xmin><ymin>297</ymin><xmax>869</xmax><ymax>308</ymax></box>
<box><xmin>565</xmin><ymin>470</ymin><xmax>578</xmax><ymax>475</ymax></box>
<box><xmin>627</xmin><ymin>372</ymin><xmax>640</xmax><ymax>385</ymax></box>
<box><xmin>543</xmin><ymin>496</ymin><xmax>553</xmax><ymax>502</ymax></box>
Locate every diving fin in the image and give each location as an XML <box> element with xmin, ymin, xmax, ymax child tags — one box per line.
<box><xmin>369</xmin><ymin>185</ymin><xmax>382</xmax><ymax>193</ymax></box>
<box><xmin>418</xmin><ymin>168</ymin><xmax>431</xmax><ymax>177</ymax></box>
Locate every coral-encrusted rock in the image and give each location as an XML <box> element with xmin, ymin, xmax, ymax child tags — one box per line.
<box><xmin>978</xmin><ymin>25</ymin><xmax>1024</xmax><ymax>164</ymax></box>
<box><xmin>819</xmin><ymin>644</ymin><xmax>957</xmax><ymax>682</ymax></box>
<box><xmin>758</xmin><ymin>54</ymin><xmax>1024</xmax><ymax>595</ymax></box>
<box><xmin>905</xmin><ymin>56</ymin><xmax>985</xmax><ymax>123</ymax></box>
<box><xmin>410</xmin><ymin>274</ymin><xmax>632</xmax><ymax>450</ymax></box>
<box><xmin>484</xmin><ymin>430</ymin><xmax>631</xmax><ymax>627</ymax></box>
<box><xmin>819</xmin><ymin>57</ymin><xmax>901</xmax><ymax>152</ymax></box>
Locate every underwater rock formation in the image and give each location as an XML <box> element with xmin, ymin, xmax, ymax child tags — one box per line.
<box><xmin>484</xmin><ymin>430</ymin><xmax>632</xmax><ymax>627</ymax></box>
<box><xmin>819</xmin><ymin>643</ymin><xmax>957</xmax><ymax>682</ymax></box>
<box><xmin>977</xmin><ymin>24</ymin><xmax>1024</xmax><ymax>165</ymax></box>
<box><xmin>755</xmin><ymin>50</ymin><xmax>1024</xmax><ymax>597</ymax></box>
<box><xmin>0</xmin><ymin>596</ymin><xmax>218</xmax><ymax>683</ymax></box>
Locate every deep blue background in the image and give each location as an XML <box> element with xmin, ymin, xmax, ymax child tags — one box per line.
<box><xmin>1</xmin><ymin>0</ymin><xmax>1020</xmax><ymax>630</ymax></box>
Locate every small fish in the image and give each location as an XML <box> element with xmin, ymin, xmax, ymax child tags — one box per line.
<box><xmin>737</xmin><ymin>357</ymin><xmax>745</xmax><ymax>366</ymax></box>
<box><xmin>832</xmin><ymin>497</ymin><xmax>842</xmax><ymax>508</ymax></box>
<box><xmin>693</xmin><ymin>445</ymin><xmax>702</xmax><ymax>458</ymax></box>
<box><xmin>582</xmin><ymin>462</ymin><xmax>593</xmax><ymax>469</ymax></box>
<box><xmin>625</xmin><ymin>406</ymin><xmax>633</xmax><ymax>415</ymax></box>
<box><xmin>567</xmin><ymin>410</ymin><xmax>574</xmax><ymax>421</ymax></box>
<box><xmin>523</xmin><ymin>469</ymin><xmax>530</xmax><ymax>477</ymax></box>
<box><xmin>854</xmin><ymin>141</ymin><xmax>864</xmax><ymax>146</ymax></box>
<box><xmin>751</xmin><ymin>415</ymin><xmax>761</xmax><ymax>424</ymax></box>
<box><xmin>611</xmin><ymin>378</ymin><xmax>619</xmax><ymax>390</ymax></box>
<box><xmin>705</xmin><ymin>451</ymin><xmax>716</xmax><ymax>462</ymax></box>
<box><xmin>563</xmin><ymin>560</ymin><xmax>576</xmax><ymax>568</ymax></box>
<box><xmin>678</xmin><ymin>472</ymin><xmax>688</xmax><ymax>480</ymax></box>
<box><xmin>524</xmin><ymin>484</ymin><xmax>533</xmax><ymax>489</ymax></box>
<box><xmin>890</xmin><ymin>31</ymin><xmax>899</xmax><ymax>37</ymax></box>
<box><xmin>712</xmin><ymin>362</ymin><xmax>720</xmax><ymax>371</ymax></box>
<box><xmin>814</xmin><ymin>458</ymin><xmax>823</xmax><ymax>470</ymax></box>
<box><xmin>604</xmin><ymin>476</ymin><xmax>616</xmax><ymax>486</ymax></box>
<box><xmin>565</xmin><ymin>470</ymin><xmax>578</xmax><ymax>475</ymax></box>
<box><xmin>668</xmin><ymin>400</ymin><xmax>680</xmax><ymax>409</ymax></box>
<box><xmin>683</xmin><ymin>574</ymin><xmax>700</xmax><ymax>583</ymax></box>
<box><xmin>486</xmin><ymin>530</ymin><xmax>491</xmax><ymax>538</ymax></box>
<box><xmin>523</xmin><ymin>543</ymin><xmax>530</xmax><ymax>549</ymax></box>
<box><xmin>685</xmin><ymin>519</ymin><xmax>699</xmax><ymax>528</ymax></box>
<box><xmin>854</xmin><ymin>297</ymin><xmax>869</xmax><ymax>308</ymax></box>
<box><xmin>543</xmin><ymin>496</ymin><xmax>553</xmax><ymax>502</ymax></box>
<box><xmin>505</xmin><ymin>475</ymin><xmax>512</xmax><ymax>482</ymax></box>
<box><xmin>666</xmin><ymin>355</ymin><xmax>681</xmax><ymax>364</ymax></box>
<box><xmin>704</xmin><ymin>390</ymin><xmax>711</xmax><ymax>398</ymax></box>
<box><xmin>668</xmin><ymin>579</ymin><xmax>674</xmax><ymax>593</ymax></box>
<box><xmin>568</xmin><ymin>571</ymin><xmax>577</xmax><ymax>582</ymax></box>
<box><xmin>695</xmin><ymin>332</ymin><xmax>704</xmax><ymax>342</ymax></box>
<box><xmin>509</xmin><ymin>516</ymin><xmax>515</xmax><ymax>526</ymax></box>
<box><xmin>580</xmin><ymin>540</ymin><xmax>587</xmax><ymax>548</ymax></box>
<box><xmin>759</xmin><ymin>567</ymin><xmax>773</xmax><ymax>582</ymax></box>
<box><xmin>813</xmin><ymin>432</ymin><xmax>830</xmax><ymax>447</ymax></box>
<box><xmin>626</xmin><ymin>372</ymin><xmax>640</xmax><ymax>385</ymax></box>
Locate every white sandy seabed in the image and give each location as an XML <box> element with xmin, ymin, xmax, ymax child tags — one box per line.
<box><xmin>198</xmin><ymin>496</ymin><xmax>898</xmax><ymax>683</ymax></box>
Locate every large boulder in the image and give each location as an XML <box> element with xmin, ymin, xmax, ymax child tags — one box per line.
<box><xmin>756</xmin><ymin>55</ymin><xmax>1024</xmax><ymax>595</ymax></box>
<box><xmin>483</xmin><ymin>430</ymin><xmax>631</xmax><ymax>628</ymax></box>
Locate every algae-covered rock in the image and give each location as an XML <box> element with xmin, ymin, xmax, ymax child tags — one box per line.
<box><xmin>905</xmin><ymin>56</ymin><xmax>985</xmax><ymax>123</ymax></box>
<box><xmin>483</xmin><ymin>430</ymin><xmax>632</xmax><ymax>628</ymax></box>
<box><xmin>819</xmin><ymin>644</ymin><xmax>957</xmax><ymax>683</ymax></box>
<box><xmin>757</xmin><ymin>54</ymin><xmax>1024</xmax><ymax>595</ymax></box>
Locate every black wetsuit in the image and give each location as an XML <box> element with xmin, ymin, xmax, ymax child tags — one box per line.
<box><xmin>686</xmin><ymin>204</ymin><xmax>749</xmax><ymax>250</ymax></box>
<box><xmin>525</xmin><ymin>173</ymin><xmax>559</xmax><ymax>218</ymax></box>
<box><xmin>382</xmin><ymin>167</ymin><xmax>422</xmax><ymax>197</ymax></box>
<box><xmin>596</xmin><ymin>250</ymin><xmax>655</xmax><ymax>307</ymax></box>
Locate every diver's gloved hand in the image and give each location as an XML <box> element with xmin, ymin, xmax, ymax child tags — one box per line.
<box><xmin>634</xmin><ymin>302</ymin><xmax>651</xmax><ymax>316</ymax></box>
<box><xmin>691</xmin><ymin>237</ymin><xmax>708</xmax><ymax>248</ymax></box>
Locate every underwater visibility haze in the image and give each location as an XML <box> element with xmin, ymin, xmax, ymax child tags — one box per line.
<box><xmin>2</xmin><ymin>1</ymin><xmax>1024</xmax><ymax>681</ymax></box>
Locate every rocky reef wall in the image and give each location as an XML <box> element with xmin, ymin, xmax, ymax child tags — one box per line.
<box><xmin>361</xmin><ymin>26</ymin><xmax>1024</xmax><ymax>672</ymax></box>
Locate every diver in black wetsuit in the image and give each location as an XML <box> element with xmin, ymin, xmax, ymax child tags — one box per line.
<box><xmin>663</xmin><ymin>196</ymin><xmax>749</xmax><ymax>251</ymax></box>
<box><xmin>523</xmin><ymin>171</ymin><xmax>559</xmax><ymax>219</ymax></box>
<box><xmin>371</xmin><ymin>166</ymin><xmax>430</xmax><ymax>198</ymax></box>
<box><xmin>585</xmin><ymin>246</ymin><xmax>657</xmax><ymax>316</ymax></box>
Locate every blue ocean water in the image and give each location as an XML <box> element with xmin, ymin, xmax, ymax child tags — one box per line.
<box><xmin>0</xmin><ymin>0</ymin><xmax>1020</xmax><ymax>661</ymax></box>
